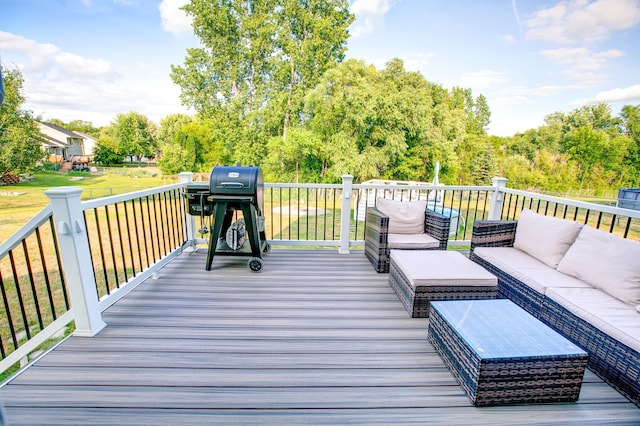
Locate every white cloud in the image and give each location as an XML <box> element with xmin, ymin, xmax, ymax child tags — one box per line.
<box><xmin>0</xmin><ymin>31</ymin><xmax>59</xmax><ymax>72</ymax></box>
<box><xmin>0</xmin><ymin>31</ymin><xmax>116</xmax><ymax>81</ymax></box>
<box><xmin>350</xmin><ymin>0</ymin><xmax>397</xmax><ymax>37</ymax></box>
<box><xmin>591</xmin><ymin>83</ymin><xmax>640</xmax><ymax>102</ymax></box>
<box><xmin>400</xmin><ymin>52</ymin><xmax>434</xmax><ymax>72</ymax></box>
<box><xmin>459</xmin><ymin>71</ymin><xmax>508</xmax><ymax>90</ymax></box>
<box><xmin>0</xmin><ymin>31</ymin><xmax>190</xmax><ymax>126</ymax></box>
<box><xmin>539</xmin><ymin>47</ymin><xmax>624</xmax><ymax>83</ymax></box>
<box><xmin>540</xmin><ymin>47</ymin><xmax>624</xmax><ymax>69</ymax></box>
<box><xmin>525</xmin><ymin>0</ymin><xmax>640</xmax><ymax>44</ymax></box>
<box><xmin>55</xmin><ymin>52</ymin><xmax>117</xmax><ymax>80</ymax></box>
<box><xmin>159</xmin><ymin>0</ymin><xmax>193</xmax><ymax>37</ymax></box>
<box><xmin>492</xmin><ymin>83</ymin><xmax>583</xmax><ymax>106</ymax></box>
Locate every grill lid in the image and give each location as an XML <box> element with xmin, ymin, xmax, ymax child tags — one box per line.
<box><xmin>209</xmin><ymin>165</ymin><xmax>264</xmax><ymax>209</ymax></box>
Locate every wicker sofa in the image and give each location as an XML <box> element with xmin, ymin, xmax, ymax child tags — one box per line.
<box><xmin>469</xmin><ymin>209</ymin><xmax>640</xmax><ymax>407</ymax></box>
<box><xmin>364</xmin><ymin>198</ymin><xmax>450</xmax><ymax>273</ymax></box>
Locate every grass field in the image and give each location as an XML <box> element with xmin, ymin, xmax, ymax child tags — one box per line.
<box><xmin>0</xmin><ymin>169</ymin><xmax>176</xmax><ymax>244</ymax></box>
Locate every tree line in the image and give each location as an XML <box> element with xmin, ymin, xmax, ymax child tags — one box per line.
<box><xmin>1</xmin><ymin>0</ymin><xmax>638</xmax><ymax>195</ymax></box>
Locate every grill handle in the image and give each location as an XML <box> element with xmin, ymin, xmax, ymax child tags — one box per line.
<box><xmin>220</xmin><ymin>182</ymin><xmax>245</xmax><ymax>188</ymax></box>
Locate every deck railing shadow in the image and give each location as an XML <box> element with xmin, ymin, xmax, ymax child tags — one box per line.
<box><xmin>1</xmin><ymin>173</ymin><xmax>639</xmax><ymax>378</ymax></box>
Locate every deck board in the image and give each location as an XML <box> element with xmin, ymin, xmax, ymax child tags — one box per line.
<box><xmin>1</xmin><ymin>250</ymin><xmax>639</xmax><ymax>425</ymax></box>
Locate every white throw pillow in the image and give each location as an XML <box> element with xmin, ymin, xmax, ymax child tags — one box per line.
<box><xmin>376</xmin><ymin>198</ymin><xmax>426</xmax><ymax>234</ymax></box>
<box><xmin>557</xmin><ymin>225</ymin><xmax>640</xmax><ymax>306</ymax></box>
<box><xmin>513</xmin><ymin>209</ymin><xmax>583</xmax><ymax>268</ymax></box>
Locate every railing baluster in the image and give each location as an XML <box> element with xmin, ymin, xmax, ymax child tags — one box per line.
<box><xmin>104</xmin><ymin>205</ymin><xmax>120</xmax><ymax>289</ymax></box>
<box><xmin>124</xmin><ymin>200</ymin><xmax>138</xmax><ymax>276</ymax></box>
<box><xmin>623</xmin><ymin>217</ymin><xmax>632</xmax><ymax>238</ymax></box>
<box><xmin>595</xmin><ymin>211</ymin><xmax>603</xmax><ymax>230</ymax></box>
<box><xmin>162</xmin><ymin>192</ymin><xmax>175</xmax><ymax>251</ymax></box>
<box><xmin>8</xmin><ymin>250</ymin><xmax>30</xmax><ymax>340</ymax></box>
<box><xmin>21</xmin><ymin>239</ymin><xmax>43</xmax><ymax>331</ymax></box>
<box><xmin>49</xmin><ymin>216</ymin><xmax>69</xmax><ymax>310</ymax></box>
<box><xmin>131</xmin><ymin>200</ymin><xmax>144</xmax><ymax>271</ymax></box>
<box><xmin>176</xmin><ymin>188</ymin><xmax>186</xmax><ymax>247</ymax></box>
<box><xmin>34</xmin><ymin>227</ymin><xmax>56</xmax><ymax>320</ymax></box>
<box><xmin>114</xmin><ymin>203</ymin><xmax>130</xmax><ymax>282</ymax></box>
<box><xmin>314</xmin><ymin>188</ymin><xmax>319</xmax><ymax>241</ymax></box>
<box><xmin>145</xmin><ymin>196</ymin><xmax>157</xmax><ymax>263</ymax></box>
<box><xmin>137</xmin><ymin>198</ymin><xmax>150</xmax><ymax>269</ymax></box>
<box><xmin>91</xmin><ymin>208</ymin><xmax>110</xmax><ymax>295</ymax></box>
<box><xmin>0</xmin><ymin>269</ymin><xmax>18</xmax><ymax>351</ymax></box>
<box><xmin>152</xmin><ymin>194</ymin><xmax>165</xmax><ymax>258</ymax></box>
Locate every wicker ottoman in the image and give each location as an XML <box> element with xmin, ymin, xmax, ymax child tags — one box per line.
<box><xmin>428</xmin><ymin>299</ymin><xmax>588</xmax><ymax>406</ymax></box>
<box><xmin>388</xmin><ymin>250</ymin><xmax>497</xmax><ymax>317</ymax></box>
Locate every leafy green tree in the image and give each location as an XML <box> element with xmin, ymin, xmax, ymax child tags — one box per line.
<box><xmin>449</xmin><ymin>87</ymin><xmax>490</xmax><ymax>135</ymax></box>
<box><xmin>304</xmin><ymin>59</ymin><xmax>477</xmax><ymax>183</ymax></box>
<box><xmin>106</xmin><ymin>112</ymin><xmax>158</xmax><ymax>162</ymax></box>
<box><xmin>455</xmin><ymin>134</ymin><xmax>495</xmax><ymax>185</ymax></box>
<box><xmin>263</xmin><ymin>127</ymin><xmax>323</xmax><ymax>182</ymax></box>
<box><xmin>547</xmin><ymin>104</ymin><xmax>621</xmax><ymax>137</ymax></box>
<box><xmin>157</xmin><ymin>114</ymin><xmax>192</xmax><ymax>148</ymax></box>
<box><xmin>305</xmin><ymin>59</ymin><xmax>407</xmax><ymax>181</ymax></box>
<box><xmin>562</xmin><ymin>125</ymin><xmax>629</xmax><ymax>189</ymax></box>
<box><xmin>0</xmin><ymin>67</ymin><xmax>45</xmax><ymax>174</ymax></box>
<box><xmin>273</xmin><ymin>0</ymin><xmax>353</xmax><ymax>140</ymax></box>
<box><xmin>171</xmin><ymin>0</ymin><xmax>353</xmax><ymax>165</ymax></box>
<box><xmin>93</xmin><ymin>133</ymin><xmax>122</xmax><ymax>166</ymax></box>
<box><xmin>158</xmin><ymin>115</ymin><xmax>229</xmax><ymax>174</ymax></box>
<box><xmin>620</xmin><ymin>105</ymin><xmax>640</xmax><ymax>185</ymax></box>
<box><xmin>48</xmin><ymin>118</ymin><xmax>100</xmax><ymax>136</ymax></box>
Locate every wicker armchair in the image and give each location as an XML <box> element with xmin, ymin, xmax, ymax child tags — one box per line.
<box><xmin>364</xmin><ymin>207</ymin><xmax>450</xmax><ymax>273</ymax></box>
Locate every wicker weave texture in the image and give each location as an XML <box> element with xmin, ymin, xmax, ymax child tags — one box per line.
<box><xmin>364</xmin><ymin>208</ymin><xmax>390</xmax><ymax>273</ymax></box>
<box><xmin>429</xmin><ymin>303</ymin><xmax>588</xmax><ymax>406</ymax></box>
<box><xmin>364</xmin><ymin>207</ymin><xmax>450</xmax><ymax>273</ymax></box>
<box><xmin>470</xmin><ymin>220</ymin><xmax>518</xmax><ymax>251</ymax></box>
<box><xmin>389</xmin><ymin>257</ymin><xmax>497</xmax><ymax>318</ymax></box>
<box><xmin>541</xmin><ymin>297</ymin><xmax>640</xmax><ymax>407</ymax></box>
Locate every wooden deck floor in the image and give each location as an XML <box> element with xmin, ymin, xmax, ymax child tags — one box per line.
<box><xmin>1</xmin><ymin>250</ymin><xmax>639</xmax><ymax>425</ymax></box>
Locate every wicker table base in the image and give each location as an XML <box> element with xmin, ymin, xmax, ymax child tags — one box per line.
<box><xmin>428</xmin><ymin>299</ymin><xmax>588</xmax><ymax>406</ymax></box>
<box><xmin>389</xmin><ymin>250</ymin><xmax>497</xmax><ymax>318</ymax></box>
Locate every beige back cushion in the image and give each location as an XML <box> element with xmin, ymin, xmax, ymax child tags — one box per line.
<box><xmin>513</xmin><ymin>209</ymin><xmax>583</xmax><ymax>268</ymax></box>
<box><xmin>376</xmin><ymin>198</ymin><xmax>426</xmax><ymax>234</ymax></box>
<box><xmin>557</xmin><ymin>225</ymin><xmax>640</xmax><ymax>306</ymax></box>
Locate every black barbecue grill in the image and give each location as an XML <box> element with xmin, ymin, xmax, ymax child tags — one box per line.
<box><xmin>184</xmin><ymin>165</ymin><xmax>269</xmax><ymax>272</ymax></box>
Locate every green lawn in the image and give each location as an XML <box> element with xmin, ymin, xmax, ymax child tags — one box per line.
<box><xmin>0</xmin><ymin>169</ymin><xmax>175</xmax><ymax>244</ymax></box>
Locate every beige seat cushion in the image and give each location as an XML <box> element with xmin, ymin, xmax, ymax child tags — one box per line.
<box><xmin>547</xmin><ymin>287</ymin><xmax>640</xmax><ymax>352</ymax></box>
<box><xmin>473</xmin><ymin>247</ymin><xmax>591</xmax><ymax>295</ymax></box>
<box><xmin>376</xmin><ymin>198</ymin><xmax>426</xmax><ymax>234</ymax></box>
<box><xmin>388</xmin><ymin>233</ymin><xmax>439</xmax><ymax>249</ymax></box>
<box><xmin>390</xmin><ymin>250</ymin><xmax>497</xmax><ymax>287</ymax></box>
<box><xmin>513</xmin><ymin>209</ymin><xmax>583</xmax><ymax>269</ymax></box>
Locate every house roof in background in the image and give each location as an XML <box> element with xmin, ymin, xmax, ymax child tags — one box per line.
<box><xmin>40</xmin><ymin>121</ymin><xmax>81</xmax><ymax>138</ymax></box>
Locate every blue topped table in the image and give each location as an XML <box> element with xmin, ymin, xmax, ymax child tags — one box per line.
<box><xmin>428</xmin><ymin>299</ymin><xmax>588</xmax><ymax>406</ymax></box>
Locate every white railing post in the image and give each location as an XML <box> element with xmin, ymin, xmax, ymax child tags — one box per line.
<box><xmin>179</xmin><ymin>172</ymin><xmax>196</xmax><ymax>242</ymax></box>
<box><xmin>339</xmin><ymin>174</ymin><xmax>354</xmax><ymax>254</ymax></box>
<box><xmin>45</xmin><ymin>187</ymin><xmax>106</xmax><ymax>337</ymax></box>
<box><xmin>488</xmin><ymin>177</ymin><xmax>508</xmax><ymax>220</ymax></box>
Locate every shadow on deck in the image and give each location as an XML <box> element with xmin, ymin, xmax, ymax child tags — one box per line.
<box><xmin>1</xmin><ymin>250</ymin><xmax>639</xmax><ymax>425</ymax></box>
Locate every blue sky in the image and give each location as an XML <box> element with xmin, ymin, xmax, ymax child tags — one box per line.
<box><xmin>1</xmin><ymin>0</ymin><xmax>639</xmax><ymax>136</ymax></box>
